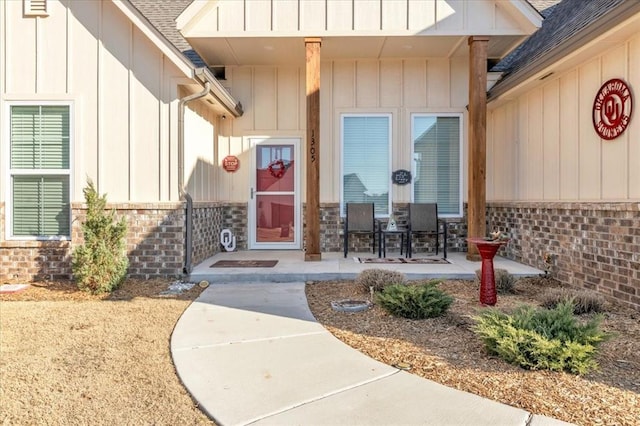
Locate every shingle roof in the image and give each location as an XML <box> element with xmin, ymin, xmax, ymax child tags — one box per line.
<box><xmin>127</xmin><ymin>0</ymin><xmax>206</xmax><ymax>68</ymax></box>
<box><xmin>527</xmin><ymin>0</ymin><xmax>563</xmax><ymax>17</ymax></box>
<box><xmin>490</xmin><ymin>0</ymin><xmax>630</xmax><ymax>95</ymax></box>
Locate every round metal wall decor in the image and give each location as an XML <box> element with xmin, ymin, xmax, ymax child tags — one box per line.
<box><xmin>592</xmin><ymin>78</ymin><xmax>633</xmax><ymax>140</ymax></box>
<box><xmin>222</xmin><ymin>155</ymin><xmax>240</xmax><ymax>172</ymax></box>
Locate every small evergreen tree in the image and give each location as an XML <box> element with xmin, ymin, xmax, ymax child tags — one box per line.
<box><xmin>72</xmin><ymin>180</ymin><xmax>129</xmax><ymax>294</ymax></box>
<box><xmin>376</xmin><ymin>281</ymin><xmax>454</xmax><ymax>319</ymax></box>
<box><xmin>472</xmin><ymin>301</ymin><xmax>610</xmax><ymax>374</ymax></box>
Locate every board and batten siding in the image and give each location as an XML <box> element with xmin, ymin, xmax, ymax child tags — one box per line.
<box><xmin>0</xmin><ymin>0</ymin><xmax>211</xmax><ymax>203</ymax></box>
<box><xmin>190</xmin><ymin>0</ymin><xmax>523</xmax><ymax>35</ymax></box>
<box><xmin>487</xmin><ymin>33</ymin><xmax>640</xmax><ymax>202</ymax></box>
<box><xmin>216</xmin><ymin>57</ymin><xmax>469</xmax><ymax>203</ymax></box>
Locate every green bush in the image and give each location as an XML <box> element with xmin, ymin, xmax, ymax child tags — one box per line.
<box><xmin>356</xmin><ymin>268</ymin><xmax>406</xmax><ymax>292</ymax></box>
<box><xmin>376</xmin><ymin>281</ymin><xmax>454</xmax><ymax>319</ymax></box>
<box><xmin>475</xmin><ymin>268</ymin><xmax>517</xmax><ymax>294</ymax></box>
<box><xmin>472</xmin><ymin>301</ymin><xmax>610</xmax><ymax>374</ymax></box>
<box><xmin>72</xmin><ymin>180</ymin><xmax>129</xmax><ymax>294</ymax></box>
<box><xmin>541</xmin><ymin>287</ymin><xmax>606</xmax><ymax>314</ymax></box>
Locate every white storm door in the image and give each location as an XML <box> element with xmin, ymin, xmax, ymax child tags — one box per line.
<box><xmin>249</xmin><ymin>138</ymin><xmax>301</xmax><ymax>249</ymax></box>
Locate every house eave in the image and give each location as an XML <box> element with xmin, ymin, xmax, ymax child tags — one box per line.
<box><xmin>112</xmin><ymin>0</ymin><xmax>194</xmax><ymax>77</ymax></box>
<box><xmin>488</xmin><ymin>0</ymin><xmax>640</xmax><ymax>103</ymax></box>
<box><xmin>194</xmin><ymin>68</ymin><xmax>244</xmax><ymax>118</ymax></box>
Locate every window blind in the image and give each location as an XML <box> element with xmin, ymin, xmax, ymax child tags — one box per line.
<box><xmin>10</xmin><ymin>105</ymin><xmax>71</xmax><ymax>237</ymax></box>
<box><xmin>412</xmin><ymin>116</ymin><xmax>460</xmax><ymax>216</ymax></box>
<box><xmin>342</xmin><ymin>116</ymin><xmax>390</xmax><ymax>216</ymax></box>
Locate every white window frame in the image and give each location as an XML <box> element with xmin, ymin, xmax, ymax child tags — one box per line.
<box><xmin>410</xmin><ymin>112</ymin><xmax>463</xmax><ymax>218</ymax></box>
<box><xmin>5</xmin><ymin>101</ymin><xmax>73</xmax><ymax>240</ymax></box>
<box><xmin>340</xmin><ymin>113</ymin><xmax>392</xmax><ymax>218</ymax></box>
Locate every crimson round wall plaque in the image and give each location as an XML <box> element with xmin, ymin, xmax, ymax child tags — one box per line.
<box><xmin>222</xmin><ymin>155</ymin><xmax>239</xmax><ymax>172</ymax></box>
<box><xmin>592</xmin><ymin>78</ymin><xmax>633</xmax><ymax>140</ymax></box>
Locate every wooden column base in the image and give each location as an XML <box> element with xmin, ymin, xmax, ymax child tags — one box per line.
<box><xmin>305</xmin><ymin>253</ymin><xmax>322</xmax><ymax>261</ymax></box>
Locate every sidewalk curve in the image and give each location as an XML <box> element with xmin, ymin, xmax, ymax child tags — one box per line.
<box><xmin>171</xmin><ymin>282</ymin><xmax>572</xmax><ymax>426</ymax></box>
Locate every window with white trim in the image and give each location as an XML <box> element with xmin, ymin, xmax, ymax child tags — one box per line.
<box><xmin>9</xmin><ymin>104</ymin><xmax>71</xmax><ymax>238</ymax></box>
<box><xmin>411</xmin><ymin>114</ymin><xmax>462</xmax><ymax>217</ymax></box>
<box><xmin>341</xmin><ymin>114</ymin><xmax>391</xmax><ymax>216</ymax></box>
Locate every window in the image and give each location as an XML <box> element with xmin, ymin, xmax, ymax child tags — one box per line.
<box><xmin>341</xmin><ymin>114</ymin><xmax>391</xmax><ymax>216</ymax></box>
<box><xmin>411</xmin><ymin>114</ymin><xmax>462</xmax><ymax>217</ymax></box>
<box><xmin>9</xmin><ymin>104</ymin><xmax>71</xmax><ymax>238</ymax></box>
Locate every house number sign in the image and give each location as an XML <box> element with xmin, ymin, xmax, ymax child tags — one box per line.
<box><xmin>392</xmin><ymin>169</ymin><xmax>411</xmax><ymax>185</ymax></box>
<box><xmin>592</xmin><ymin>78</ymin><xmax>633</xmax><ymax>140</ymax></box>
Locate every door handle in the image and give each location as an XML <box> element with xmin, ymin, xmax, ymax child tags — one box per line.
<box><xmin>250</xmin><ymin>187</ymin><xmax>254</xmax><ymax>199</ymax></box>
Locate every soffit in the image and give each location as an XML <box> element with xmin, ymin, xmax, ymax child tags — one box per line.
<box><xmin>178</xmin><ymin>0</ymin><xmax>542</xmax><ymax>66</ymax></box>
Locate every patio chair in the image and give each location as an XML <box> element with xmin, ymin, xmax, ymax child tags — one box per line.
<box><xmin>406</xmin><ymin>203</ymin><xmax>447</xmax><ymax>259</ymax></box>
<box><xmin>344</xmin><ymin>203</ymin><xmax>376</xmax><ymax>258</ymax></box>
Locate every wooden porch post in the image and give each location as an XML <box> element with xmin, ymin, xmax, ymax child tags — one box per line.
<box><xmin>305</xmin><ymin>38</ymin><xmax>321</xmax><ymax>261</ymax></box>
<box><xmin>467</xmin><ymin>36</ymin><xmax>489</xmax><ymax>261</ymax></box>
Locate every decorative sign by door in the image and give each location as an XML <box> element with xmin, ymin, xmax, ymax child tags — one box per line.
<box><xmin>392</xmin><ymin>169</ymin><xmax>412</xmax><ymax>185</ymax></box>
<box><xmin>592</xmin><ymin>78</ymin><xmax>633</xmax><ymax>140</ymax></box>
<box><xmin>222</xmin><ymin>155</ymin><xmax>240</xmax><ymax>172</ymax></box>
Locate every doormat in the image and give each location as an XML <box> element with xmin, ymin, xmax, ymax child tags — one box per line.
<box><xmin>356</xmin><ymin>257</ymin><xmax>450</xmax><ymax>264</ymax></box>
<box><xmin>210</xmin><ymin>260</ymin><xmax>278</xmax><ymax>268</ymax></box>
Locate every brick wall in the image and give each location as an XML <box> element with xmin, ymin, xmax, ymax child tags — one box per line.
<box><xmin>5</xmin><ymin>198</ymin><xmax>637</xmax><ymax>310</ymax></box>
<box><xmin>74</xmin><ymin>203</ymin><xmax>186</xmax><ymax>279</ymax></box>
<box><xmin>488</xmin><ymin>201</ymin><xmax>640</xmax><ymax>310</ymax></box>
<box><xmin>190</xmin><ymin>202</ymin><xmax>247</xmax><ymax>266</ymax></box>
<box><xmin>318</xmin><ymin>203</ymin><xmax>467</xmax><ymax>255</ymax></box>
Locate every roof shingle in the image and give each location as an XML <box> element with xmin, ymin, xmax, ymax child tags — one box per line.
<box><xmin>491</xmin><ymin>0</ymin><xmax>629</xmax><ymax>93</ymax></box>
<box><xmin>127</xmin><ymin>0</ymin><xmax>206</xmax><ymax>68</ymax></box>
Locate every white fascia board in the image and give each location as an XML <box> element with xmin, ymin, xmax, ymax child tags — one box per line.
<box><xmin>111</xmin><ymin>0</ymin><xmax>194</xmax><ymax>78</ymax></box>
<box><xmin>194</xmin><ymin>68</ymin><xmax>244</xmax><ymax>118</ymax></box>
<box><xmin>501</xmin><ymin>0</ymin><xmax>544</xmax><ymax>33</ymax></box>
<box><xmin>176</xmin><ymin>0</ymin><xmax>220</xmax><ymax>35</ymax></box>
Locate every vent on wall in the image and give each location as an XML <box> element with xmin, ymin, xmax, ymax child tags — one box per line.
<box><xmin>24</xmin><ymin>0</ymin><xmax>48</xmax><ymax>17</ymax></box>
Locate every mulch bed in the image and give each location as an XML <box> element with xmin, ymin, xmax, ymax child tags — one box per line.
<box><xmin>305</xmin><ymin>277</ymin><xmax>640</xmax><ymax>426</ymax></box>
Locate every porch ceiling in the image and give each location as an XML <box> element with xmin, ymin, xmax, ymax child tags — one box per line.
<box><xmin>188</xmin><ymin>34</ymin><xmax>526</xmax><ymax>66</ymax></box>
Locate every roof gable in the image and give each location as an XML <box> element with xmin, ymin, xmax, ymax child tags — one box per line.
<box><xmin>178</xmin><ymin>0</ymin><xmax>542</xmax><ymax>37</ymax></box>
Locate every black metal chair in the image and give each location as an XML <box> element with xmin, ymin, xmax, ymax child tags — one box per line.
<box><xmin>406</xmin><ymin>203</ymin><xmax>447</xmax><ymax>259</ymax></box>
<box><xmin>343</xmin><ymin>203</ymin><xmax>376</xmax><ymax>258</ymax></box>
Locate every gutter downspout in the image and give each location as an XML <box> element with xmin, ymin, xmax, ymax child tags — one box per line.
<box><xmin>178</xmin><ymin>81</ymin><xmax>210</xmax><ymax>275</ymax></box>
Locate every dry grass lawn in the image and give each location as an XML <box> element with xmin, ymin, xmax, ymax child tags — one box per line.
<box><xmin>2</xmin><ymin>275</ymin><xmax>639</xmax><ymax>426</ymax></box>
<box><xmin>0</xmin><ymin>279</ymin><xmax>214</xmax><ymax>426</ymax></box>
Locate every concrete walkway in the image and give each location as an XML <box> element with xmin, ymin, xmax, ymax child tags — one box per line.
<box><xmin>171</xmin><ymin>280</ymin><xmax>572</xmax><ymax>426</ymax></box>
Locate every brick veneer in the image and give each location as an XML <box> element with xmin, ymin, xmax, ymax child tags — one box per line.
<box><xmin>318</xmin><ymin>203</ymin><xmax>467</xmax><ymax>255</ymax></box>
<box><xmin>487</xmin><ymin>201</ymin><xmax>640</xmax><ymax>311</ymax></box>
<box><xmin>73</xmin><ymin>203</ymin><xmax>186</xmax><ymax>279</ymax></box>
<box><xmin>190</xmin><ymin>202</ymin><xmax>247</xmax><ymax>267</ymax></box>
<box><xmin>0</xmin><ymin>201</ymin><xmax>248</xmax><ymax>281</ymax></box>
<box><xmin>3</xmin><ymin>198</ymin><xmax>637</xmax><ymax>310</ymax></box>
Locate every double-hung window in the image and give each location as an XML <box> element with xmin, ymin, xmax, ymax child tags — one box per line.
<box><xmin>411</xmin><ymin>114</ymin><xmax>462</xmax><ymax>217</ymax></box>
<box><xmin>9</xmin><ymin>104</ymin><xmax>71</xmax><ymax>238</ymax></box>
<box><xmin>341</xmin><ymin>114</ymin><xmax>391</xmax><ymax>216</ymax></box>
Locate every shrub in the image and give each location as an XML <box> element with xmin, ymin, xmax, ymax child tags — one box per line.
<box><xmin>475</xmin><ymin>268</ymin><xmax>517</xmax><ymax>294</ymax></box>
<box><xmin>541</xmin><ymin>287</ymin><xmax>606</xmax><ymax>314</ymax></box>
<box><xmin>72</xmin><ymin>180</ymin><xmax>129</xmax><ymax>294</ymax></box>
<box><xmin>376</xmin><ymin>281</ymin><xmax>454</xmax><ymax>319</ymax></box>
<box><xmin>356</xmin><ymin>268</ymin><xmax>406</xmax><ymax>292</ymax></box>
<box><xmin>472</xmin><ymin>301</ymin><xmax>610</xmax><ymax>374</ymax></box>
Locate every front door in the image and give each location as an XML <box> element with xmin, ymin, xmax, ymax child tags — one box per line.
<box><xmin>249</xmin><ymin>138</ymin><xmax>301</xmax><ymax>249</ymax></box>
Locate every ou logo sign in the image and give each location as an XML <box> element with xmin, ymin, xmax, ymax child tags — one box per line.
<box><xmin>592</xmin><ymin>78</ymin><xmax>633</xmax><ymax>140</ymax></box>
